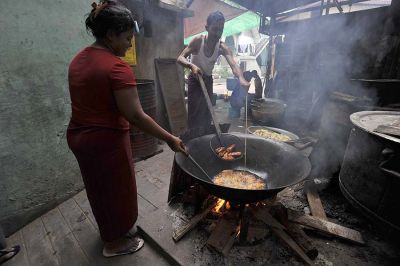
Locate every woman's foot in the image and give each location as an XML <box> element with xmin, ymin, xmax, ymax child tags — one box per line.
<box><xmin>102</xmin><ymin>236</ymin><xmax>144</xmax><ymax>258</ymax></box>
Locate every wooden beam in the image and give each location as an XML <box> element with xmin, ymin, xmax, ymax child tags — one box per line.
<box><xmin>333</xmin><ymin>0</ymin><xmax>344</xmax><ymax>13</ymax></box>
<box><xmin>286</xmin><ymin>222</ymin><xmax>319</xmax><ymax>260</ymax></box>
<box><xmin>288</xmin><ymin>210</ymin><xmax>365</xmax><ymax>245</ymax></box>
<box><xmin>320</xmin><ymin>0</ymin><xmax>325</xmax><ymax>16</ymax></box>
<box><xmin>251</xmin><ymin>204</ymin><xmax>313</xmax><ymax>265</ymax></box>
<box><xmin>172</xmin><ymin>202</ymin><xmax>216</xmax><ymax>242</ymax></box>
<box><xmin>270</xmin><ymin>203</ymin><xmax>318</xmax><ymax>260</ymax></box>
<box><xmin>206</xmin><ymin>217</ymin><xmax>238</xmax><ymax>256</ymax></box>
<box><xmin>250</xmin><ymin>206</ymin><xmax>286</xmax><ymax>230</ymax></box>
<box><xmin>158</xmin><ymin>1</ymin><xmax>194</xmax><ymax>17</ymax></box>
<box><xmin>326</xmin><ymin>0</ymin><xmax>331</xmax><ymax>14</ymax></box>
<box><xmin>271</xmin><ymin>227</ymin><xmax>314</xmax><ymax>266</ymax></box>
<box><xmin>276</xmin><ymin>0</ymin><xmax>370</xmax><ymax>20</ymax></box>
<box><xmin>306</xmin><ymin>190</ymin><xmax>328</xmax><ymax>220</ymax></box>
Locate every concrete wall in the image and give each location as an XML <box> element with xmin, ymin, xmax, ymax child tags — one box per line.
<box><xmin>0</xmin><ymin>0</ymin><xmax>185</xmax><ymax>235</ymax></box>
<box><xmin>0</xmin><ymin>0</ymin><xmax>95</xmax><ymax>235</ymax></box>
<box><xmin>126</xmin><ymin>1</ymin><xmax>186</xmax><ymax>130</ymax></box>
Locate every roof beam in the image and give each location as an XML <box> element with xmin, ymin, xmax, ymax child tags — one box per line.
<box><xmin>230</xmin><ymin>0</ymin><xmax>321</xmax><ymax>16</ymax></box>
<box><xmin>276</xmin><ymin>0</ymin><xmax>369</xmax><ymax>20</ymax></box>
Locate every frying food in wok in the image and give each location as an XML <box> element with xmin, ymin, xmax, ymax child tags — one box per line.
<box><xmin>254</xmin><ymin>129</ymin><xmax>291</xmax><ymax>142</ymax></box>
<box><xmin>215</xmin><ymin>144</ymin><xmax>242</xmax><ymax>161</ymax></box>
<box><xmin>213</xmin><ymin>170</ymin><xmax>266</xmax><ymax>190</ymax></box>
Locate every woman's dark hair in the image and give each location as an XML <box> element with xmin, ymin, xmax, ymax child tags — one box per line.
<box><xmin>206</xmin><ymin>11</ymin><xmax>225</xmax><ymax>26</ymax></box>
<box><xmin>85</xmin><ymin>0</ymin><xmax>135</xmax><ymax>39</ymax></box>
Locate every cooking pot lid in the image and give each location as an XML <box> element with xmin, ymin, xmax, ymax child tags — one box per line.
<box><xmin>350</xmin><ymin>111</ymin><xmax>400</xmax><ymax>144</ymax></box>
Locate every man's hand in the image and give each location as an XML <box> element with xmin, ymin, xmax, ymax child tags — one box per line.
<box><xmin>190</xmin><ymin>64</ymin><xmax>202</xmax><ymax>77</ymax></box>
<box><xmin>239</xmin><ymin>78</ymin><xmax>250</xmax><ymax>91</ymax></box>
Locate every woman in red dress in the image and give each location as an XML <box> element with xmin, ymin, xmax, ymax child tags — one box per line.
<box><xmin>67</xmin><ymin>1</ymin><xmax>186</xmax><ymax>257</ymax></box>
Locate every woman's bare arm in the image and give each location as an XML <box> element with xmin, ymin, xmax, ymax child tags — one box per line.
<box><xmin>113</xmin><ymin>88</ymin><xmax>186</xmax><ymax>153</ymax></box>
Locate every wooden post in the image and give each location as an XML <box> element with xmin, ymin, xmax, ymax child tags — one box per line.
<box><xmin>265</xmin><ymin>15</ymin><xmax>276</xmax><ymax>97</ymax></box>
<box><xmin>326</xmin><ymin>0</ymin><xmax>331</xmax><ymax>14</ymax></box>
<box><xmin>320</xmin><ymin>0</ymin><xmax>325</xmax><ymax>16</ymax></box>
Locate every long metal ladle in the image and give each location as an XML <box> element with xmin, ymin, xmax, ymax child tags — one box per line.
<box><xmin>182</xmin><ymin>148</ymin><xmax>213</xmax><ymax>182</ymax></box>
<box><xmin>198</xmin><ymin>75</ymin><xmax>244</xmax><ymax>161</ymax></box>
<box><xmin>198</xmin><ymin>75</ymin><xmax>223</xmax><ymax>146</ymax></box>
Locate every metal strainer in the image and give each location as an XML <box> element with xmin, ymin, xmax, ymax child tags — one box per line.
<box><xmin>198</xmin><ymin>75</ymin><xmax>244</xmax><ymax>161</ymax></box>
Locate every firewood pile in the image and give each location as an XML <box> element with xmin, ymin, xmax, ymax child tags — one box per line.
<box><xmin>172</xmin><ymin>189</ymin><xmax>365</xmax><ymax>265</ymax></box>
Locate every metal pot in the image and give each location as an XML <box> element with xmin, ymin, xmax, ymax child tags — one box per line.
<box><xmin>247</xmin><ymin>126</ymin><xmax>299</xmax><ymax>143</ymax></box>
<box><xmin>339</xmin><ymin>111</ymin><xmax>400</xmax><ymax>235</ymax></box>
<box><xmin>175</xmin><ymin>133</ymin><xmax>311</xmax><ymax>203</ymax></box>
<box><xmin>250</xmin><ymin>98</ymin><xmax>287</xmax><ymax>124</ymax></box>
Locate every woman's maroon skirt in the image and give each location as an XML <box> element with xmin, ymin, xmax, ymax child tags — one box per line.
<box><xmin>67</xmin><ymin>123</ymin><xmax>138</xmax><ymax>242</ymax></box>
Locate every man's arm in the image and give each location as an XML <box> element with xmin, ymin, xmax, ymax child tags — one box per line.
<box><xmin>220</xmin><ymin>42</ymin><xmax>250</xmax><ymax>90</ymax></box>
<box><xmin>177</xmin><ymin>36</ymin><xmax>202</xmax><ymax>75</ymax></box>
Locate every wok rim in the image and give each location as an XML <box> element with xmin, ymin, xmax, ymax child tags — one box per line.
<box><xmin>175</xmin><ymin>133</ymin><xmax>311</xmax><ymax>192</ymax></box>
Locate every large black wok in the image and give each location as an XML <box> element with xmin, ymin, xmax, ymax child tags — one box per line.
<box><xmin>175</xmin><ymin>133</ymin><xmax>311</xmax><ymax>203</ymax></box>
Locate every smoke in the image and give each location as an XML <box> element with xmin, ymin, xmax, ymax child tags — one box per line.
<box><xmin>271</xmin><ymin>6</ymin><xmax>390</xmax><ymax>181</ymax></box>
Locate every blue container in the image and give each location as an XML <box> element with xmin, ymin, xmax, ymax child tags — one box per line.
<box><xmin>229</xmin><ymin>107</ymin><xmax>241</xmax><ymax>118</ymax></box>
<box><xmin>226</xmin><ymin>78</ymin><xmax>239</xmax><ymax>91</ymax></box>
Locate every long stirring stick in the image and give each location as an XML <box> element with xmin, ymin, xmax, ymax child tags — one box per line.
<box><xmin>245</xmin><ymin>94</ymin><xmax>248</xmax><ymax>167</ymax></box>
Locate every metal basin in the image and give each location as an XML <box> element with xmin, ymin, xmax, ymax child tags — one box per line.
<box><xmin>247</xmin><ymin>126</ymin><xmax>299</xmax><ymax>143</ymax></box>
<box><xmin>250</xmin><ymin>98</ymin><xmax>287</xmax><ymax>124</ymax></box>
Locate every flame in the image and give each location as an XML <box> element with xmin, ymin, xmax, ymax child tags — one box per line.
<box><xmin>225</xmin><ymin>201</ymin><xmax>231</xmax><ymax>210</ymax></box>
<box><xmin>235</xmin><ymin>225</ymin><xmax>241</xmax><ymax>237</ymax></box>
<box><xmin>212</xmin><ymin>199</ymin><xmax>226</xmax><ymax>213</ymax></box>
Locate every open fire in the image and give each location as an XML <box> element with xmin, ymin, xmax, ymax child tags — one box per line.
<box><xmin>212</xmin><ymin>198</ymin><xmax>226</xmax><ymax>214</ymax></box>
<box><xmin>172</xmin><ymin>191</ymin><xmax>360</xmax><ymax>265</ymax></box>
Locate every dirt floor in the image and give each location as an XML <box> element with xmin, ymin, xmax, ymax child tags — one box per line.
<box><xmin>169</xmin><ymin>179</ymin><xmax>400</xmax><ymax>266</ymax></box>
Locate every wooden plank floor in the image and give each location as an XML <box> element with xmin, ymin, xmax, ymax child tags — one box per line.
<box><xmin>4</xmin><ymin>147</ymin><xmax>175</xmax><ymax>266</ymax></box>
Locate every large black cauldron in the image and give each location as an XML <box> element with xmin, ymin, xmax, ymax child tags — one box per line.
<box><xmin>175</xmin><ymin>133</ymin><xmax>311</xmax><ymax>203</ymax></box>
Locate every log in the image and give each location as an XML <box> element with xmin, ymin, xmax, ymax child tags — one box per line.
<box><xmin>306</xmin><ymin>190</ymin><xmax>328</xmax><ymax>220</ymax></box>
<box><xmin>286</xmin><ymin>223</ymin><xmax>318</xmax><ymax>260</ymax></box>
<box><xmin>252</xmin><ymin>205</ymin><xmax>313</xmax><ymax>265</ymax></box>
<box><xmin>271</xmin><ymin>227</ymin><xmax>314</xmax><ymax>266</ymax></box>
<box><xmin>239</xmin><ymin>205</ymin><xmax>250</xmax><ymax>244</ymax></box>
<box><xmin>172</xmin><ymin>201</ymin><xmax>216</xmax><ymax>242</ymax></box>
<box><xmin>250</xmin><ymin>206</ymin><xmax>286</xmax><ymax>230</ymax></box>
<box><xmin>206</xmin><ymin>216</ymin><xmax>238</xmax><ymax>256</ymax></box>
<box><xmin>271</xmin><ymin>203</ymin><xmax>318</xmax><ymax>260</ymax></box>
<box><xmin>288</xmin><ymin>210</ymin><xmax>365</xmax><ymax>245</ymax></box>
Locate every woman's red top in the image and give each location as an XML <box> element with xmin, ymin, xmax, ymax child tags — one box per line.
<box><xmin>68</xmin><ymin>47</ymin><xmax>136</xmax><ymax>130</ymax></box>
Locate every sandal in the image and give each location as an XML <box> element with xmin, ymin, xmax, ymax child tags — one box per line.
<box><xmin>102</xmin><ymin>237</ymin><xmax>144</xmax><ymax>258</ymax></box>
<box><xmin>0</xmin><ymin>245</ymin><xmax>20</xmax><ymax>265</ymax></box>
